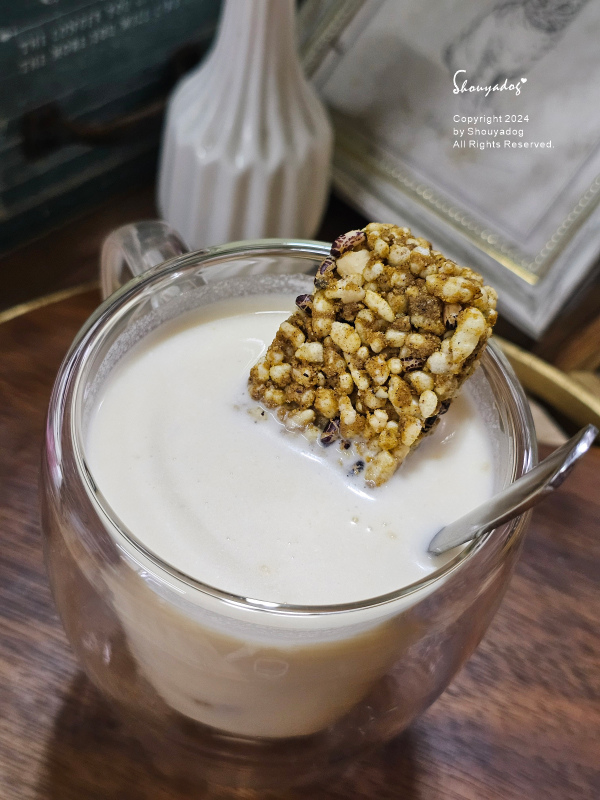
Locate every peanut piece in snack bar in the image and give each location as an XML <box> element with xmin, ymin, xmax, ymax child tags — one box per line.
<box><xmin>249</xmin><ymin>224</ymin><xmax>498</xmax><ymax>487</ymax></box>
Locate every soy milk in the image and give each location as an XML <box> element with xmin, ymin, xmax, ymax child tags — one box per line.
<box><xmin>85</xmin><ymin>294</ymin><xmax>495</xmax><ymax>736</ymax></box>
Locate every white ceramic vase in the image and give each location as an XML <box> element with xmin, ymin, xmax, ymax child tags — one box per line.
<box><xmin>157</xmin><ymin>0</ymin><xmax>333</xmax><ymax>249</ymax></box>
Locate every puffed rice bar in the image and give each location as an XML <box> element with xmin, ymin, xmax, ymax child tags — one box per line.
<box><xmin>249</xmin><ymin>224</ymin><xmax>498</xmax><ymax>486</ymax></box>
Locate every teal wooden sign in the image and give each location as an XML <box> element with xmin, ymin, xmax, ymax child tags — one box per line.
<box><xmin>0</xmin><ymin>0</ymin><xmax>221</xmax><ymax>253</ymax></box>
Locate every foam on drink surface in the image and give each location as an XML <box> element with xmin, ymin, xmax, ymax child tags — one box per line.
<box><xmin>86</xmin><ymin>294</ymin><xmax>494</xmax><ymax>606</ymax></box>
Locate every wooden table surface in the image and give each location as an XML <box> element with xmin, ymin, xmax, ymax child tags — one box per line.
<box><xmin>1</xmin><ymin>288</ymin><xmax>599</xmax><ymax>800</ymax></box>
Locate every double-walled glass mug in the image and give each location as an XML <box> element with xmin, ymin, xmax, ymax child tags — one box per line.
<box><xmin>41</xmin><ymin>222</ymin><xmax>537</xmax><ymax>790</ymax></box>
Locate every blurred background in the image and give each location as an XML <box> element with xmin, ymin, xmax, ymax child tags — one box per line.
<box><xmin>0</xmin><ymin>6</ymin><xmax>599</xmax><ymax>799</ymax></box>
<box><xmin>0</xmin><ymin>0</ymin><xmax>598</xmax><ymax>435</ymax></box>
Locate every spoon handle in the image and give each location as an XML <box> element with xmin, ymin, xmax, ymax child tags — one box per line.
<box><xmin>428</xmin><ymin>424</ymin><xmax>598</xmax><ymax>555</ymax></box>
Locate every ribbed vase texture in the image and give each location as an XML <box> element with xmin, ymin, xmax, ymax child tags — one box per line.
<box><xmin>158</xmin><ymin>0</ymin><xmax>333</xmax><ymax>248</ymax></box>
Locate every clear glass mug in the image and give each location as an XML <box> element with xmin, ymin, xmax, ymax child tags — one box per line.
<box><xmin>41</xmin><ymin>222</ymin><xmax>537</xmax><ymax>790</ymax></box>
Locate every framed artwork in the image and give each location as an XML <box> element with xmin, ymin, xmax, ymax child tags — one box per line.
<box><xmin>300</xmin><ymin>0</ymin><xmax>600</xmax><ymax>337</ymax></box>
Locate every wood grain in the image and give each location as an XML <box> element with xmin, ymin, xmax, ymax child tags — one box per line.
<box><xmin>1</xmin><ymin>290</ymin><xmax>599</xmax><ymax>800</ymax></box>
<box><xmin>0</xmin><ymin>184</ymin><xmax>156</xmax><ymax>313</ymax></box>
<box><xmin>554</xmin><ymin>314</ymin><xmax>600</xmax><ymax>373</ymax></box>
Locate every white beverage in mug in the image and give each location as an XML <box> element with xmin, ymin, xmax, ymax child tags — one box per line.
<box><xmin>84</xmin><ymin>292</ymin><xmax>495</xmax><ymax>738</ymax></box>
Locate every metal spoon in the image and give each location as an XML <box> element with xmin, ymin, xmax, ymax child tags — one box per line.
<box><xmin>428</xmin><ymin>424</ymin><xmax>598</xmax><ymax>555</ymax></box>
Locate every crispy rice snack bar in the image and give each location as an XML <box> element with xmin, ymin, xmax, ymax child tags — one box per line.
<box><xmin>249</xmin><ymin>224</ymin><xmax>498</xmax><ymax>486</ymax></box>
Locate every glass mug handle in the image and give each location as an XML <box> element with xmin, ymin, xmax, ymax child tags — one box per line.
<box><xmin>100</xmin><ymin>220</ymin><xmax>189</xmax><ymax>299</ymax></box>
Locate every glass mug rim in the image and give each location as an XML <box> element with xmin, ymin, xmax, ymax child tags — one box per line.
<box><xmin>53</xmin><ymin>237</ymin><xmax>537</xmax><ymax>616</ymax></box>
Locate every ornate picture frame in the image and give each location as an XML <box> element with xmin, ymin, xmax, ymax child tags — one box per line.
<box><xmin>300</xmin><ymin>0</ymin><xmax>600</xmax><ymax>337</ymax></box>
